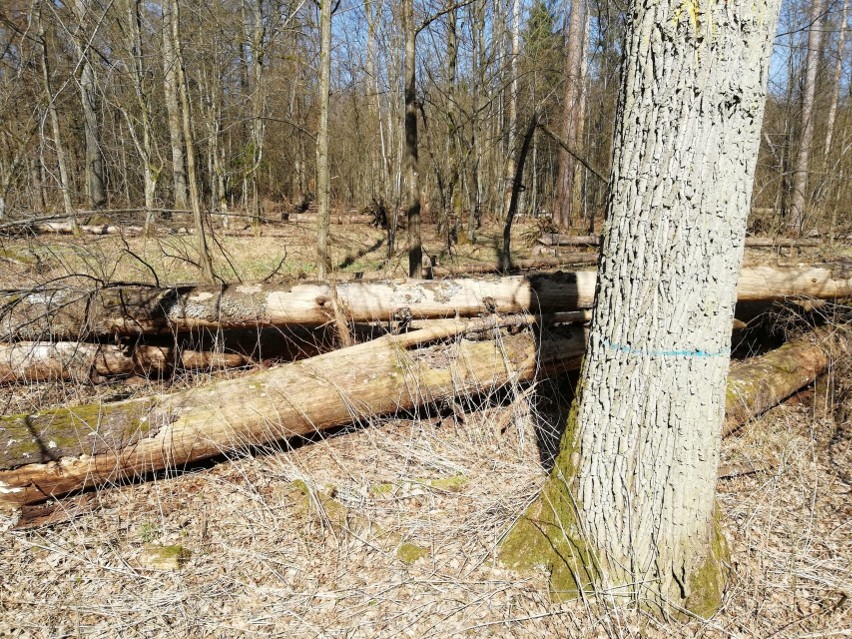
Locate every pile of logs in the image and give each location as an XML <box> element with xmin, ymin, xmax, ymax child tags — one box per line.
<box><xmin>0</xmin><ymin>263</ymin><xmax>849</xmax><ymax>508</ymax></box>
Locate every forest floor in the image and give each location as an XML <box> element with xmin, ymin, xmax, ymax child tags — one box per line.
<box><xmin>0</xmin><ymin>215</ymin><xmax>850</xmax><ymax>638</ymax></box>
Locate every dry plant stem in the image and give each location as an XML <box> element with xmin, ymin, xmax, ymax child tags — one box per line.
<box><xmin>0</xmin><ymin>321</ymin><xmax>586</xmax><ymax>509</ymax></box>
<box><xmin>3</xmin><ymin>265</ymin><xmax>849</xmax><ymax>340</ymax></box>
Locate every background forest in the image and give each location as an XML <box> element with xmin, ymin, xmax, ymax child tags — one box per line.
<box><xmin>0</xmin><ymin>0</ymin><xmax>849</xmax><ymax>241</ymax></box>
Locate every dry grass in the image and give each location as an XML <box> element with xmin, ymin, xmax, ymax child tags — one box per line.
<box><xmin>0</xmin><ymin>222</ymin><xmax>850</xmax><ymax>638</ymax></box>
<box><xmin>1</xmin><ymin>362</ymin><xmax>850</xmax><ymax>638</ymax></box>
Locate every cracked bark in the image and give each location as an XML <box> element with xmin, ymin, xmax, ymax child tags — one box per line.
<box><xmin>500</xmin><ymin>0</ymin><xmax>781</xmax><ymax>618</ymax></box>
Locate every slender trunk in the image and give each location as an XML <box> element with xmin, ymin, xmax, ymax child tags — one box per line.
<box><xmin>501</xmin><ymin>0</ymin><xmax>781</xmax><ymax>617</ymax></box>
<box><xmin>316</xmin><ymin>0</ymin><xmax>333</xmax><ymax>278</ymax></box>
<box><xmin>37</xmin><ymin>12</ymin><xmax>75</xmax><ymax>223</ymax></box>
<box><xmin>162</xmin><ymin>6</ymin><xmax>188</xmax><ymax>209</ymax></box>
<box><xmin>72</xmin><ymin>0</ymin><xmax>106</xmax><ymax>209</ymax></box>
<box><xmin>502</xmin><ymin>0</ymin><xmax>520</xmax><ymax>222</ymax></box>
<box><xmin>403</xmin><ymin>0</ymin><xmax>422</xmax><ymax>278</ymax></box>
<box><xmin>501</xmin><ymin>114</ymin><xmax>538</xmax><ymax>273</ymax></box>
<box><xmin>555</xmin><ymin>0</ymin><xmax>587</xmax><ymax>229</ymax></box>
<box><xmin>170</xmin><ymin>0</ymin><xmax>214</xmax><ymax>282</ymax></box>
<box><xmin>823</xmin><ymin>0</ymin><xmax>847</xmax><ymax>159</ymax></box>
<box><xmin>125</xmin><ymin>0</ymin><xmax>160</xmax><ymax>232</ymax></box>
<box><xmin>789</xmin><ymin>0</ymin><xmax>825</xmax><ymax>234</ymax></box>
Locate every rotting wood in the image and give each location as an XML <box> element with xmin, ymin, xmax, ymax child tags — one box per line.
<box><xmin>0</xmin><ymin>323</ymin><xmax>841</xmax><ymax>508</ymax></box>
<box><xmin>3</xmin><ymin>265</ymin><xmax>850</xmax><ymax>341</ymax></box>
<box><xmin>0</xmin><ymin>318</ymin><xmax>587</xmax><ymax>508</ymax></box>
<box><xmin>0</xmin><ymin>341</ymin><xmax>250</xmax><ymax>383</ymax></box>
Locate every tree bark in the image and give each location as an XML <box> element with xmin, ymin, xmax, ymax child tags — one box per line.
<box><xmin>403</xmin><ymin>0</ymin><xmax>423</xmax><ymax>278</ymax></box>
<box><xmin>0</xmin><ymin>324</ymin><xmax>586</xmax><ymax>508</ymax></box>
<box><xmin>169</xmin><ymin>0</ymin><xmax>215</xmax><ymax>283</ymax></box>
<box><xmin>37</xmin><ymin>11</ymin><xmax>75</xmax><ymax>223</ymax></box>
<box><xmin>72</xmin><ymin>0</ymin><xmax>107</xmax><ymax>209</ymax></box>
<box><xmin>554</xmin><ymin>0</ymin><xmax>587</xmax><ymax>228</ymax></box>
<box><xmin>500</xmin><ymin>0</ymin><xmax>781</xmax><ymax>618</ymax></box>
<box><xmin>501</xmin><ymin>113</ymin><xmax>538</xmax><ymax>273</ymax></box>
<box><xmin>162</xmin><ymin>4</ymin><xmax>189</xmax><ymax>210</ymax></box>
<box><xmin>540</xmin><ymin>232</ymin><xmax>825</xmax><ymax>248</ymax></box>
<box><xmin>2</xmin><ymin>265</ymin><xmax>849</xmax><ymax>340</ymax></box>
<box><xmin>316</xmin><ymin>0</ymin><xmax>333</xmax><ymax>278</ymax></box>
<box><xmin>789</xmin><ymin>0</ymin><xmax>825</xmax><ymax>234</ymax></box>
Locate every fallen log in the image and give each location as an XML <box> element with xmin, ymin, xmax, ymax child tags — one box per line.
<box><xmin>0</xmin><ymin>341</ymin><xmax>250</xmax><ymax>383</ymax></box>
<box><xmin>0</xmin><ymin>318</ymin><xmax>586</xmax><ymax>508</ymax></box>
<box><xmin>538</xmin><ymin>233</ymin><xmax>824</xmax><ymax>248</ymax></box>
<box><xmin>723</xmin><ymin>326</ymin><xmax>844</xmax><ymax>435</ymax></box>
<box><xmin>34</xmin><ymin>222</ymin><xmax>145</xmax><ymax>236</ymax></box>
<box><xmin>3</xmin><ymin>265</ymin><xmax>850</xmax><ymax>341</ymax></box>
<box><xmin>0</xmin><ymin>323</ymin><xmax>842</xmax><ymax>508</ymax></box>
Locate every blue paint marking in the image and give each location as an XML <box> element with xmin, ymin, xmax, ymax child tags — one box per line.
<box><xmin>602</xmin><ymin>337</ymin><xmax>730</xmax><ymax>358</ymax></box>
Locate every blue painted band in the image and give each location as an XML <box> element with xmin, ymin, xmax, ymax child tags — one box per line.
<box><xmin>602</xmin><ymin>337</ymin><xmax>730</xmax><ymax>358</ymax></box>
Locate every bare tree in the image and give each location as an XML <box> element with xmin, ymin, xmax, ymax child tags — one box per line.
<box><xmin>501</xmin><ymin>0</ymin><xmax>781</xmax><ymax>617</ymax></box>
<box><xmin>316</xmin><ymin>0</ymin><xmax>333</xmax><ymax>278</ymax></box>
<box><xmin>789</xmin><ymin>0</ymin><xmax>825</xmax><ymax>233</ymax></box>
<box><xmin>554</xmin><ymin>0</ymin><xmax>587</xmax><ymax>228</ymax></box>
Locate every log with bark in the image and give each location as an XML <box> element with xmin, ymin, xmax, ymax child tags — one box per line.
<box><xmin>0</xmin><ymin>322</ymin><xmax>844</xmax><ymax>509</ymax></box>
<box><xmin>3</xmin><ymin>264</ymin><xmax>850</xmax><ymax>340</ymax></box>
<box><xmin>0</xmin><ymin>318</ymin><xmax>586</xmax><ymax>508</ymax></box>
<box><xmin>0</xmin><ymin>341</ymin><xmax>250</xmax><ymax>383</ymax></box>
<box><xmin>723</xmin><ymin>326</ymin><xmax>845</xmax><ymax>435</ymax></box>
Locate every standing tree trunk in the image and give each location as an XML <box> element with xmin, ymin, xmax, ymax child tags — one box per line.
<box><xmin>403</xmin><ymin>0</ymin><xmax>423</xmax><ymax>278</ymax></box>
<box><xmin>72</xmin><ymin>0</ymin><xmax>107</xmax><ymax>209</ymax></box>
<box><xmin>789</xmin><ymin>0</ymin><xmax>825</xmax><ymax>234</ymax></box>
<box><xmin>169</xmin><ymin>0</ymin><xmax>214</xmax><ymax>282</ymax></box>
<box><xmin>316</xmin><ymin>0</ymin><xmax>333</xmax><ymax>278</ymax></box>
<box><xmin>502</xmin><ymin>0</ymin><xmax>520</xmax><ymax>225</ymax></box>
<box><xmin>37</xmin><ymin>8</ymin><xmax>76</xmax><ymax>224</ymax></box>
<box><xmin>123</xmin><ymin>0</ymin><xmax>161</xmax><ymax>232</ymax></box>
<box><xmin>500</xmin><ymin>0</ymin><xmax>781</xmax><ymax>618</ymax></box>
<box><xmin>162</xmin><ymin>4</ymin><xmax>189</xmax><ymax>210</ymax></box>
<box><xmin>554</xmin><ymin>0</ymin><xmax>587</xmax><ymax>229</ymax></box>
<box><xmin>823</xmin><ymin>0</ymin><xmax>847</xmax><ymax>159</ymax></box>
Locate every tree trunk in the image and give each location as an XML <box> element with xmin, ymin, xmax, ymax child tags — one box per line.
<box><xmin>403</xmin><ymin>0</ymin><xmax>423</xmax><ymax>278</ymax></box>
<box><xmin>500</xmin><ymin>0</ymin><xmax>781</xmax><ymax>618</ymax></box>
<box><xmin>37</xmin><ymin>12</ymin><xmax>75</xmax><ymax>222</ymax></box>
<box><xmin>162</xmin><ymin>4</ymin><xmax>188</xmax><ymax>210</ymax></box>
<box><xmin>170</xmin><ymin>0</ymin><xmax>215</xmax><ymax>283</ymax></box>
<box><xmin>73</xmin><ymin>0</ymin><xmax>107</xmax><ymax>209</ymax></box>
<box><xmin>789</xmin><ymin>0</ymin><xmax>825</xmax><ymax>234</ymax></box>
<box><xmin>724</xmin><ymin>327</ymin><xmax>840</xmax><ymax>435</ymax></box>
<box><xmin>823</xmin><ymin>0</ymin><xmax>847</xmax><ymax>160</ymax></box>
<box><xmin>316</xmin><ymin>0</ymin><xmax>333</xmax><ymax>278</ymax></box>
<box><xmin>554</xmin><ymin>0</ymin><xmax>587</xmax><ymax>228</ymax></box>
<box><xmin>501</xmin><ymin>113</ymin><xmax>538</xmax><ymax>273</ymax></box>
<box><xmin>0</xmin><ymin>324</ymin><xmax>586</xmax><ymax>508</ymax></box>
<box><xmin>501</xmin><ymin>0</ymin><xmax>521</xmax><ymax>226</ymax></box>
<box><xmin>2</xmin><ymin>265</ymin><xmax>848</xmax><ymax>341</ymax></box>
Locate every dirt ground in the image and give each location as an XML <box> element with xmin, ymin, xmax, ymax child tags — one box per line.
<box><xmin>0</xmin><ymin>219</ymin><xmax>850</xmax><ymax>638</ymax></box>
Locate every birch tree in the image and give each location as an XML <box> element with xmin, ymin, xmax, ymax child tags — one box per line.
<box><xmin>500</xmin><ymin>0</ymin><xmax>781</xmax><ymax>617</ymax></box>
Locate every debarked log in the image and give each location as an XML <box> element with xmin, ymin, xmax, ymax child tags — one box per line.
<box><xmin>0</xmin><ymin>342</ymin><xmax>250</xmax><ymax>383</ymax></box>
<box><xmin>0</xmin><ymin>320</ymin><xmax>587</xmax><ymax>507</ymax></box>
<box><xmin>2</xmin><ymin>264</ymin><xmax>850</xmax><ymax>340</ymax></box>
